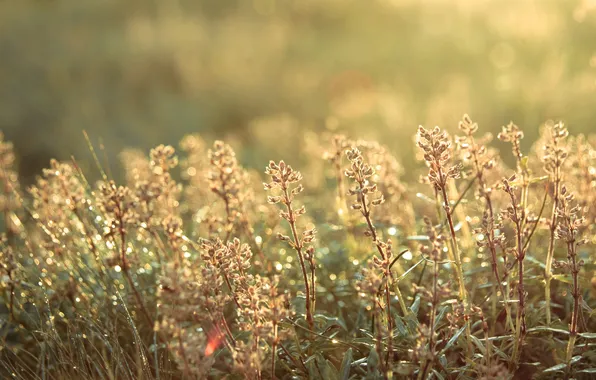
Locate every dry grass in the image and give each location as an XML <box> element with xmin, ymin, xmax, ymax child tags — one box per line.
<box><xmin>1</xmin><ymin>117</ymin><xmax>596</xmax><ymax>379</ymax></box>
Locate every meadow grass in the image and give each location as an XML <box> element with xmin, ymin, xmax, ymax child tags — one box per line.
<box><xmin>1</xmin><ymin>117</ymin><xmax>596</xmax><ymax>379</ymax></box>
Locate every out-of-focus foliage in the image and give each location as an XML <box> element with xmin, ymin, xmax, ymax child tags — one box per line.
<box><xmin>1</xmin><ymin>0</ymin><xmax>595</xmax><ymax>182</ymax></box>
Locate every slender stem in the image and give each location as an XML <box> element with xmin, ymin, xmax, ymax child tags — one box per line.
<box><xmin>466</xmin><ymin>134</ymin><xmax>515</xmax><ymax>332</ymax></box>
<box><xmin>282</xmin><ymin>186</ymin><xmax>314</xmax><ymax>331</ymax></box>
<box><xmin>271</xmin><ymin>322</ymin><xmax>278</xmax><ymax>380</ymax></box>
<box><xmin>310</xmin><ymin>260</ymin><xmax>316</xmax><ymax>318</ymax></box>
<box><xmin>545</xmin><ymin>170</ymin><xmax>561</xmax><ymax>325</ymax></box>
<box><xmin>357</xmin><ymin>187</ymin><xmax>396</xmax><ymax>369</ymax></box>
<box><xmin>436</xmin><ymin>174</ymin><xmax>472</xmax><ymax>356</ymax></box>
<box><xmin>508</xmin><ymin>191</ymin><xmax>526</xmax><ymax>369</ymax></box>
<box><xmin>418</xmin><ymin>253</ymin><xmax>439</xmax><ymax>380</ymax></box>
<box><xmin>566</xmin><ymin>236</ymin><xmax>580</xmax><ymax>367</ymax></box>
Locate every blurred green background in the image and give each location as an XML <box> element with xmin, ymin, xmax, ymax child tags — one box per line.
<box><xmin>1</xmin><ymin>0</ymin><xmax>595</xmax><ymax>183</ymax></box>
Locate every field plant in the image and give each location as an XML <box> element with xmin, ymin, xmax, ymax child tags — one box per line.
<box><xmin>1</xmin><ymin>117</ymin><xmax>596</xmax><ymax>380</ymax></box>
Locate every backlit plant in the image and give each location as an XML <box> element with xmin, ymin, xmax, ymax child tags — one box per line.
<box><xmin>1</xmin><ymin>116</ymin><xmax>595</xmax><ymax>380</ymax></box>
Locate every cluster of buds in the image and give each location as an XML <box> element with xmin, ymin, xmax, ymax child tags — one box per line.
<box><xmin>29</xmin><ymin>159</ymin><xmax>86</xmax><ymax>228</ymax></box>
<box><xmin>98</xmin><ymin>181</ymin><xmax>138</xmax><ymax>231</ymax></box>
<box><xmin>554</xmin><ymin>186</ymin><xmax>586</xmax><ymax>274</ymax></box>
<box><xmin>133</xmin><ymin>145</ymin><xmax>181</xmax><ymax>227</ymax></box>
<box><xmin>457</xmin><ymin>115</ymin><xmax>495</xmax><ymax>169</ymax></box>
<box><xmin>555</xmin><ymin>187</ymin><xmax>585</xmax><ymax>244</ymax></box>
<box><xmin>542</xmin><ymin>122</ymin><xmax>569</xmax><ymax>180</ymax></box>
<box><xmin>97</xmin><ymin>181</ymin><xmax>140</xmax><ymax>269</ymax></box>
<box><xmin>567</xmin><ymin>135</ymin><xmax>596</xmax><ymax>224</ymax></box>
<box><xmin>417</xmin><ymin>126</ymin><xmax>461</xmax><ymax>192</ymax></box>
<box><xmin>456</xmin><ymin>115</ymin><xmax>497</xmax><ymax>198</ymax></box>
<box><xmin>208</xmin><ymin>141</ymin><xmax>252</xmax><ymax>240</ymax></box>
<box><xmin>0</xmin><ymin>236</ymin><xmax>18</xmax><ymax>320</ymax></box>
<box><xmin>344</xmin><ymin>147</ymin><xmax>385</xmax><ymax>223</ymax></box>
<box><xmin>499</xmin><ymin>176</ymin><xmax>523</xmax><ymax>231</ymax></box>
<box><xmin>475</xmin><ymin>212</ymin><xmax>506</xmax><ymax>251</ymax></box>
<box><xmin>0</xmin><ymin>133</ymin><xmax>21</xmax><ymax>219</ymax></box>
<box><xmin>498</xmin><ymin>122</ymin><xmax>525</xmax><ymax>162</ymax></box>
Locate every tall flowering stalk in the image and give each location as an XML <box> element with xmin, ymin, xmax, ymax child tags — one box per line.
<box><xmin>497</xmin><ymin>122</ymin><xmax>531</xmax><ymax>343</ymax></box>
<box><xmin>416</xmin><ymin>126</ymin><xmax>471</xmax><ymax>353</ymax></box>
<box><xmin>208</xmin><ymin>141</ymin><xmax>266</xmax><ymax>264</ymax></box>
<box><xmin>264</xmin><ymin>161</ymin><xmax>316</xmax><ymax>330</ymax></box>
<box><xmin>542</xmin><ymin>122</ymin><xmax>569</xmax><ymax>325</ymax></box>
<box><xmin>457</xmin><ymin>115</ymin><xmax>514</xmax><ymax>330</ymax></box>
<box><xmin>345</xmin><ymin>146</ymin><xmax>408</xmax><ymax>370</ymax></box>
<box><xmin>553</xmin><ymin>186</ymin><xmax>586</xmax><ymax>365</ymax></box>
<box><xmin>98</xmin><ymin>181</ymin><xmax>154</xmax><ymax>327</ymax></box>
<box><xmin>208</xmin><ymin>141</ymin><xmax>244</xmax><ymax>241</ymax></box>
<box><xmin>500</xmin><ymin>176</ymin><xmax>527</xmax><ymax>368</ymax></box>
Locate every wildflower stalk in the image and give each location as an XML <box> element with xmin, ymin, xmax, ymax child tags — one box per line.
<box><xmin>543</xmin><ymin>122</ymin><xmax>569</xmax><ymax>325</ymax></box>
<box><xmin>283</xmin><ymin>184</ymin><xmax>313</xmax><ymax>328</ymax></box>
<box><xmin>554</xmin><ymin>186</ymin><xmax>585</xmax><ymax>366</ymax></box>
<box><xmin>100</xmin><ymin>182</ymin><xmax>153</xmax><ymax>327</ymax></box>
<box><xmin>345</xmin><ymin>146</ymin><xmax>411</xmax><ymax>372</ymax></box>
<box><xmin>501</xmin><ymin>177</ymin><xmax>526</xmax><ymax>368</ymax></box>
<box><xmin>417</xmin><ymin>218</ymin><xmax>444</xmax><ymax>380</ymax></box>
<box><xmin>271</xmin><ymin>321</ymin><xmax>278</xmax><ymax>380</ymax></box>
<box><xmin>417</xmin><ymin>126</ymin><xmax>472</xmax><ymax>355</ymax></box>
<box><xmin>457</xmin><ymin>115</ymin><xmax>514</xmax><ymax>331</ymax></box>
<box><xmin>265</xmin><ymin>161</ymin><xmax>315</xmax><ymax>331</ymax></box>
<box><xmin>208</xmin><ymin>141</ymin><xmax>241</xmax><ymax>241</ymax></box>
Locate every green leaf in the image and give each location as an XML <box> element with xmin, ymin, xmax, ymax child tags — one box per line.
<box><xmin>432</xmin><ymin>369</ymin><xmax>445</xmax><ymax>380</ymax></box>
<box><xmin>529</xmin><ymin>175</ymin><xmax>548</xmax><ymax>184</ymax></box>
<box><xmin>410</xmin><ymin>295</ymin><xmax>421</xmax><ymax>315</ymax></box>
<box><xmin>439</xmin><ymin>354</ymin><xmax>448</xmax><ymax>368</ymax></box>
<box><xmin>579</xmin><ymin>332</ymin><xmax>596</xmax><ymax>339</ymax></box>
<box><xmin>440</xmin><ymin>325</ymin><xmax>466</xmax><ymax>354</ymax></box>
<box><xmin>552</xmin><ymin>274</ymin><xmax>572</xmax><ymax>284</ymax></box>
<box><xmin>527</xmin><ymin>326</ymin><xmax>569</xmax><ymax>336</ymax></box>
<box><xmin>339</xmin><ymin>348</ymin><xmax>353</xmax><ymax>380</ymax></box>
<box><xmin>314</xmin><ymin>314</ymin><xmax>348</xmax><ymax>331</ymax></box>
<box><xmin>435</xmin><ymin>306</ymin><xmax>448</xmax><ymax>327</ymax></box>
<box><xmin>396</xmin><ymin>259</ymin><xmax>424</xmax><ymax>282</ymax></box>
<box><xmin>394</xmin><ymin>316</ymin><xmax>408</xmax><ymax>337</ymax></box>
<box><xmin>526</xmin><ymin>255</ymin><xmax>546</xmax><ymax>269</ymax></box>
<box><xmin>307</xmin><ymin>354</ymin><xmax>339</xmax><ymax>380</ymax></box>
<box><xmin>578</xmin><ymin>368</ymin><xmax>596</xmax><ymax>374</ymax></box>
<box><xmin>543</xmin><ymin>363</ymin><xmax>567</xmax><ymax>373</ymax></box>
<box><xmin>367</xmin><ymin>348</ymin><xmax>380</xmax><ymax>374</ymax></box>
<box><xmin>470</xmin><ymin>335</ymin><xmax>485</xmax><ymax>354</ymax></box>
<box><xmin>323</xmin><ymin>358</ymin><xmax>340</xmax><ymax>380</ymax></box>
